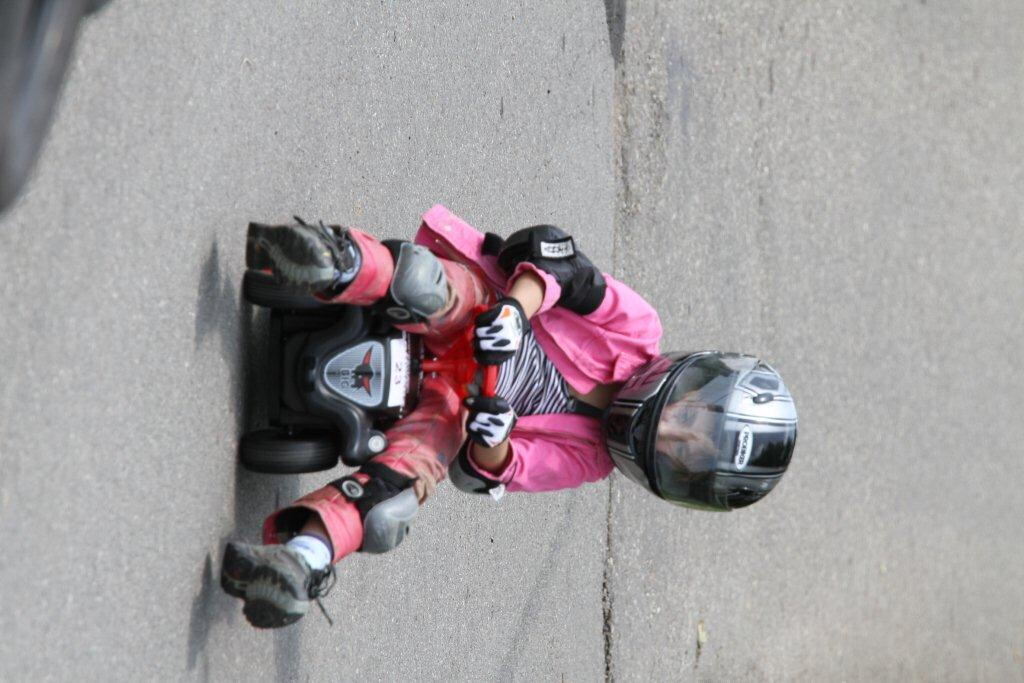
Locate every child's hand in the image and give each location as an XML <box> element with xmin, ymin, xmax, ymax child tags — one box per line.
<box><xmin>474</xmin><ymin>298</ymin><xmax>529</xmax><ymax>365</ymax></box>
<box><xmin>465</xmin><ymin>395</ymin><xmax>517</xmax><ymax>447</ymax></box>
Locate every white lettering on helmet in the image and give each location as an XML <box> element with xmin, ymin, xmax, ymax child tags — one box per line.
<box><xmin>734</xmin><ymin>425</ymin><xmax>754</xmax><ymax>469</ymax></box>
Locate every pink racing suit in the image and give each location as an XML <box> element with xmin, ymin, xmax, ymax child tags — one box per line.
<box><xmin>263</xmin><ymin>205</ymin><xmax>662</xmax><ymax>562</ymax></box>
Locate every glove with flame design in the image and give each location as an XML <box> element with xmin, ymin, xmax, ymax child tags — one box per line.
<box><xmin>473</xmin><ymin>297</ymin><xmax>529</xmax><ymax>365</ymax></box>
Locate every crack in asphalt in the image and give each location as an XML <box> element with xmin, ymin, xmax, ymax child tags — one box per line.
<box><xmin>605</xmin><ymin>4</ymin><xmax>629</xmax><ymax>679</ymax></box>
<box><xmin>601</xmin><ymin>479</ymin><xmax>616</xmax><ymax>682</ymax></box>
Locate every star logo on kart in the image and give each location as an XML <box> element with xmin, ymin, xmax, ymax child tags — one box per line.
<box><xmin>351</xmin><ymin>348</ymin><xmax>375</xmax><ymax>394</ymax></box>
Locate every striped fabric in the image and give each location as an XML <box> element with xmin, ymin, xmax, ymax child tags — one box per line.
<box><xmin>496</xmin><ymin>330</ymin><xmax>574</xmax><ymax>416</ymax></box>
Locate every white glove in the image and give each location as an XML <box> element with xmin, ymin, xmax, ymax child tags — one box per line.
<box><xmin>465</xmin><ymin>396</ymin><xmax>517</xmax><ymax>448</ymax></box>
<box><xmin>474</xmin><ymin>298</ymin><xmax>529</xmax><ymax>365</ymax></box>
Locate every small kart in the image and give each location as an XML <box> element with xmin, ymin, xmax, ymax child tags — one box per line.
<box><xmin>239</xmin><ymin>270</ymin><xmax>494</xmax><ymax>474</ymax></box>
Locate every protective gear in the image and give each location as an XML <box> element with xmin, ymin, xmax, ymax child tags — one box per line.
<box><xmin>488</xmin><ymin>224</ymin><xmax>607</xmax><ymax>315</ymax></box>
<box><xmin>448</xmin><ymin>448</ymin><xmax>503</xmax><ymax>495</ymax></box>
<box><xmin>464</xmin><ymin>395</ymin><xmax>517</xmax><ymax>447</ymax></box>
<box><xmin>361</xmin><ymin>488</ymin><xmax>418</xmax><ymax>553</ymax></box>
<box><xmin>604</xmin><ymin>352</ymin><xmax>797</xmax><ymax>511</ymax></box>
<box><xmin>330</xmin><ymin>462</ymin><xmax>419</xmax><ymax>553</ymax></box>
<box><xmin>378</xmin><ymin>240</ymin><xmax>448</xmax><ymax>323</ymax></box>
<box><xmin>474</xmin><ymin>297</ymin><xmax>529</xmax><ymax>365</ymax></box>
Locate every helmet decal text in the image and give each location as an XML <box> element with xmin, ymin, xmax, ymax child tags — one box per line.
<box><xmin>538</xmin><ymin>237</ymin><xmax>575</xmax><ymax>259</ymax></box>
<box><xmin>734</xmin><ymin>425</ymin><xmax>754</xmax><ymax>470</ymax></box>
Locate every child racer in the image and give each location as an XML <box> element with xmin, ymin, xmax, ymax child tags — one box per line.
<box><xmin>221</xmin><ymin>205</ymin><xmax>797</xmax><ymax>628</ymax></box>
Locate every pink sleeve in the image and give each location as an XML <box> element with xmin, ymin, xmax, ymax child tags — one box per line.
<box><xmin>580</xmin><ymin>275</ymin><xmax>663</xmax><ymax>382</ymax></box>
<box><xmin>510</xmin><ymin>262</ymin><xmax>561</xmax><ymax>314</ymax></box>
<box><xmin>468</xmin><ymin>430</ymin><xmax>614</xmax><ymax>493</ymax></box>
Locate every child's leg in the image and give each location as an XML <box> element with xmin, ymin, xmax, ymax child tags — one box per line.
<box><xmin>260</xmin><ymin>374</ymin><xmax>465</xmax><ymax>563</ymax></box>
<box><xmin>393</xmin><ymin>258</ymin><xmax>493</xmax><ymax>355</ymax></box>
<box><xmin>316</xmin><ymin>229</ymin><xmax>396</xmax><ymax>305</ymax></box>
<box><xmin>249</xmin><ymin>220</ymin><xmax>493</xmax><ymax>350</ymax></box>
<box><xmin>368</xmin><ymin>371</ymin><xmax>467</xmax><ymax>501</ymax></box>
<box><xmin>325</xmin><ymin>231</ymin><xmax>493</xmax><ymax>350</ymax></box>
<box><xmin>229</xmin><ymin>222</ymin><xmax>489</xmax><ymax>627</ymax></box>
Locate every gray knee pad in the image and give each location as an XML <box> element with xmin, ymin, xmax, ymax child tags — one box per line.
<box><xmin>384</xmin><ymin>242</ymin><xmax>447</xmax><ymax>323</ymax></box>
<box><xmin>361</xmin><ymin>488</ymin><xmax>418</xmax><ymax>554</ymax></box>
<box><xmin>329</xmin><ymin>463</ymin><xmax>419</xmax><ymax>554</ymax></box>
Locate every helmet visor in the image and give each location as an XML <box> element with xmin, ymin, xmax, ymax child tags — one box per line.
<box><xmin>649</xmin><ymin>354</ymin><xmax>757</xmax><ymax>506</ymax></box>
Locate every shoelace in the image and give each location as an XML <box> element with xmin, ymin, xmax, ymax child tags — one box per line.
<box><xmin>309</xmin><ymin>564</ymin><xmax>337</xmax><ymax>627</ymax></box>
<box><xmin>320</xmin><ymin>224</ymin><xmax>361</xmax><ymax>295</ymax></box>
<box><xmin>290</xmin><ymin>214</ymin><xmax>355</xmax><ymax>297</ymax></box>
<box><xmin>292</xmin><ymin>214</ymin><xmax>346</xmax><ymax>266</ymax></box>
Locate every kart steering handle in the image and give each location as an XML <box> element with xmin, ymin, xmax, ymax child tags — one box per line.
<box><xmin>417</xmin><ymin>305</ymin><xmax>497</xmax><ymax>399</ymax></box>
<box><xmin>481</xmin><ymin>364</ymin><xmax>497</xmax><ymax>398</ymax></box>
<box><xmin>476</xmin><ymin>308</ymin><xmax>498</xmax><ymax>397</ymax></box>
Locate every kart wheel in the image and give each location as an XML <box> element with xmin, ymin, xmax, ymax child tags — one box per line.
<box><xmin>239</xmin><ymin>428</ymin><xmax>339</xmax><ymax>474</ymax></box>
<box><xmin>243</xmin><ymin>270</ymin><xmax>327</xmax><ymax>310</ymax></box>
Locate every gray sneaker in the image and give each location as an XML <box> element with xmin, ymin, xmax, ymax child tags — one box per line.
<box><xmin>246</xmin><ymin>218</ymin><xmax>360</xmax><ymax>294</ymax></box>
<box><xmin>221</xmin><ymin>541</ymin><xmax>335</xmax><ymax>629</ymax></box>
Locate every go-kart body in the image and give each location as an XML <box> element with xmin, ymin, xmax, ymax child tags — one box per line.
<box><xmin>240</xmin><ymin>270</ymin><xmax>491</xmax><ymax>474</ymax></box>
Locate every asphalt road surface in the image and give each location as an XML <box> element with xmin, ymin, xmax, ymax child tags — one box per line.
<box><xmin>1</xmin><ymin>1</ymin><xmax>1022</xmax><ymax>681</ymax></box>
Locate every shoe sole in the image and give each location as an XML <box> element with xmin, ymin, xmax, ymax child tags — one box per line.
<box><xmin>245</xmin><ymin>224</ymin><xmax>272</xmax><ymax>271</ymax></box>
<box><xmin>243</xmin><ymin>569</ymin><xmax>308</xmax><ymax>629</ymax></box>
<box><xmin>221</xmin><ymin>542</ymin><xmax>258</xmax><ymax>599</ymax></box>
<box><xmin>246</xmin><ymin>223</ymin><xmax>336</xmax><ymax>291</ymax></box>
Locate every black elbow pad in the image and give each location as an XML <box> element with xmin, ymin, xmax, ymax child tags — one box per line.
<box><xmin>492</xmin><ymin>224</ymin><xmax>606</xmax><ymax>315</ymax></box>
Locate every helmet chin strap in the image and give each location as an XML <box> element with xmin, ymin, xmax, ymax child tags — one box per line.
<box><xmin>567</xmin><ymin>397</ymin><xmax>604</xmax><ymax>420</ymax></box>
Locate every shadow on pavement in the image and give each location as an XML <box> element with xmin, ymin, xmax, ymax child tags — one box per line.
<box><xmin>603</xmin><ymin>0</ymin><xmax>627</xmax><ymax>65</ymax></box>
<box><xmin>187</xmin><ymin>237</ymin><xmax>302</xmax><ymax>679</ymax></box>
<box><xmin>186</xmin><ymin>553</ymin><xmax>235</xmax><ymax>680</ymax></box>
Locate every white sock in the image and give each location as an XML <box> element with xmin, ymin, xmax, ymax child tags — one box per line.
<box><xmin>286</xmin><ymin>534</ymin><xmax>332</xmax><ymax>571</ymax></box>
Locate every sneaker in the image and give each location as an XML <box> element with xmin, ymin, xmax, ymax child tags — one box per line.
<box><xmin>246</xmin><ymin>218</ymin><xmax>360</xmax><ymax>294</ymax></box>
<box><xmin>221</xmin><ymin>541</ymin><xmax>335</xmax><ymax>629</ymax></box>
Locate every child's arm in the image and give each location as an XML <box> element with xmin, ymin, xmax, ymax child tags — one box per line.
<box><xmin>469</xmin><ymin>270</ymin><xmax>546</xmax><ymax>472</ymax></box>
<box><xmin>492</xmin><ymin>224</ymin><xmax>607</xmax><ymax>316</ymax></box>
<box><xmin>506</xmin><ymin>270</ymin><xmax>545</xmax><ymax>318</ymax></box>
<box><xmin>471</xmin><ymin>434</ymin><xmax>513</xmax><ymax>474</ymax></box>
<box><xmin>457</xmin><ymin>415</ymin><xmax>614</xmax><ymax>494</ymax></box>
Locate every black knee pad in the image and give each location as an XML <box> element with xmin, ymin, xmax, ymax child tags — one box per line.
<box><xmin>330</xmin><ymin>463</ymin><xmax>419</xmax><ymax>554</ymax></box>
<box><xmin>487</xmin><ymin>225</ymin><xmax>606</xmax><ymax>315</ymax></box>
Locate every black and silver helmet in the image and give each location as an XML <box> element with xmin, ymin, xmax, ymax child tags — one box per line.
<box><xmin>604</xmin><ymin>352</ymin><xmax>797</xmax><ymax>511</ymax></box>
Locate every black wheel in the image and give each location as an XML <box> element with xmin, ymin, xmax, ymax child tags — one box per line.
<box><xmin>239</xmin><ymin>428</ymin><xmax>339</xmax><ymax>474</ymax></box>
<box><xmin>243</xmin><ymin>270</ymin><xmax>327</xmax><ymax>310</ymax></box>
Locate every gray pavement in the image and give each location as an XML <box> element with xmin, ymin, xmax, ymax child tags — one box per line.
<box><xmin>610</xmin><ymin>2</ymin><xmax>1024</xmax><ymax>681</ymax></box>
<box><xmin>0</xmin><ymin>1</ymin><xmax>1022</xmax><ymax>681</ymax></box>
